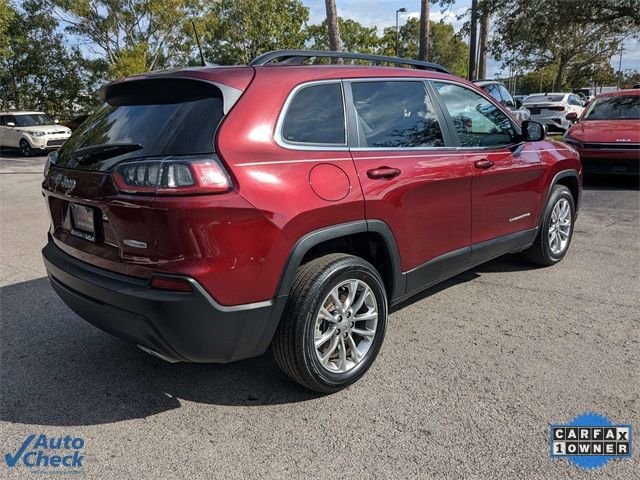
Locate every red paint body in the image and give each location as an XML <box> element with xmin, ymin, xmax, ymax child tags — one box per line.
<box><xmin>43</xmin><ymin>65</ymin><xmax>582</xmax><ymax>307</ymax></box>
<box><xmin>564</xmin><ymin>89</ymin><xmax>640</xmax><ymax>175</ymax></box>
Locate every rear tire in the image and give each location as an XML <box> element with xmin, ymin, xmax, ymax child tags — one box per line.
<box><xmin>272</xmin><ymin>254</ymin><xmax>388</xmax><ymax>393</ymax></box>
<box><xmin>19</xmin><ymin>139</ymin><xmax>32</xmax><ymax>157</ymax></box>
<box><xmin>522</xmin><ymin>185</ymin><xmax>575</xmax><ymax>266</ymax></box>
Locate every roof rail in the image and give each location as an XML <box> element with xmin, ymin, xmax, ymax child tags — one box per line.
<box><xmin>249</xmin><ymin>50</ymin><xmax>451</xmax><ymax>74</ymax></box>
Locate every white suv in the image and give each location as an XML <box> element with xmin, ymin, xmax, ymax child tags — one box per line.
<box><xmin>0</xmin><ymin>111</ymin><xmax>72</xmax><ymax>156</ymax></box>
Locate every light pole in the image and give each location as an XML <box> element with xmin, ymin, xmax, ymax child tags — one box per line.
<box><xmin>396</xmin><ymin>8</ymin><xmax>407</xmax><ymax>57</ymax></box>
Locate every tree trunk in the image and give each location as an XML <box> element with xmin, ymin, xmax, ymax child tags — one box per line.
<box><xmin>418</xmin><ymin>0</ymin><xmax>430</xmax><ymax>61</ymax></box>
<box><xmin>324</xmin><ymin>0</ymin><xmax>342</xmax><ymax>63</ymax></box>
<box><xmin>468</xmin><ymin>0</ymin><xmax>479</xmax><ymax>80</ymax></box>
<box><xmin>477</xmin><ymin>1</ymin><xmax>490</xmax><ymax>79</ymax></box>
<box><xmin>554</xmin><ymin>59</ymin><xmax>568</xmax><ymax>91</ymax></box>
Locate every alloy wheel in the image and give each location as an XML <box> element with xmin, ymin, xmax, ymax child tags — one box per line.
<box><xmin>314</xmin><ymin>279</ymin><xmax>378</xmax><ymax>374</ymax></box>
<box><xmin>548</xmin><ymin>198</ymin><xmax>572</xmax><ymax>255</ymax></box>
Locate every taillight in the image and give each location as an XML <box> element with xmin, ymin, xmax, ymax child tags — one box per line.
<box><xmin>111</xmin><ymin>155</ymin><xmax>231</xmax><ymax>195</ymax></box>
<box><xmin>548</xmin><ymin>106</ymin><xmax>565</xmax><ymax>111</ymax></box>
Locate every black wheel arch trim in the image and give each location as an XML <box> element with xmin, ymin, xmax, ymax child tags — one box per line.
<box><xmin>276</xmin><ymin>219</ymin><xmax>406</xmax><ymax>302</ymax></box>
<box><xmin>538</xmin><ymin>169</ymin><xmax>580</xmax><ymax>226</ymax></box>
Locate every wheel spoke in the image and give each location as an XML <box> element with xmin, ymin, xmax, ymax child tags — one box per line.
<box><xmin>330</xmin><ymin>288</ymin><xmax>344</xmax><ymax>314</ymax></box>
<box><xmin>315</xmin><ymin>327</ymin><xmax>336</xmax><ymax>348</ymax></box>
<box><xmin>319</xmin><ymin>307</ymin><xmax>337</xmax><ymax>323</ymax></box>
<box><xmin>351</xmin><ymin>285</ymin><xmax>369</xmax><ymax>313</ymax></box>
<box><xmin>320</xmin><ymin>335</ymin><xmax>339</xmax><ymax>364</ymax></box>
<box><xmin>338</xmin><ymin>337</ymin><xmax>347</xmax><ymax>372</ymax></box>
<box><xmin>351</xmin><ymin>327</ymin><xmax>375</xmax><ymax>338</ymax></box>
<box><xmin>343</xmin><ymin>280</ymin><xmax>358</xmax><ymax>310</ymax></box>
<box><xmin>354</xmin><ymin>311</ymin><xmax>377</xmax><ymax>322</ymax></box>
<box><xmin>347</xmin><ymin>334</ymin><xmax>361</xmax><ymax>364</ymax></box>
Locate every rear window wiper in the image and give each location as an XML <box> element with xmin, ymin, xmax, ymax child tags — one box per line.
<box><xmin>71</xmin><ymin>143</ymin><xmax>143</xmax><ymax>165</ymax></box>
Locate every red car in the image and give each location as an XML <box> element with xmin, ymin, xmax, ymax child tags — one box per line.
<box><xmin>564</xmin><ymin>89</ymin><xmax>640</xmax><ymax>175</ymax></box>
<box><xmin>42</xmin><ymin>50</ymin><xmax>582</xmax><ymax>392</ymax></box>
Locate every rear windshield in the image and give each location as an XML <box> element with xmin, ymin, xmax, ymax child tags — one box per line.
<box><xmin>524</xmin><ymin>95</ymin><xmax>564</xmax><ymax>104</ymax></box>
<box><xmin>584</xmin><ymin>95</ymin><xmax>639</xmax><ymax>120</ymax></box>
<box><xmin>54</xmin><ymin>79</ymin><xmax>225</xmax><ymax>171</ymax></box>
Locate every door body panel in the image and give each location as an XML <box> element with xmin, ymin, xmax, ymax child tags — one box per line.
<box><xmin>351</xmin><ymin>150</ymin><xmax>473</xmax><ymax>272</ymax></box>
<box><xmin>464</xmin><ymin>144</ymin><xmax>544</xmax><ymax>244</ymax></box>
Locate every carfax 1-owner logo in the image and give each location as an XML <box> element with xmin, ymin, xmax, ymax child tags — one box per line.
<box><xmin>4</xmin><ymin>434</ymin><xmax>85</xmax><ymax>474</ymax></box>
<box><xmin>550</xmin><ymin>412</ymin><xmax>632</xmax><ymax>470</ymax></box>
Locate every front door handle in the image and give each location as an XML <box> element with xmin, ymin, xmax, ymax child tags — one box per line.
<box><xmin>367</xmin><ymin>167</ymin><xmax>401</xmax><ymax>179</ymax></box>
<box><xmin>474</xmin><ymin>159</ymin><xmax>495</xmax><ymax>169</ymax></box>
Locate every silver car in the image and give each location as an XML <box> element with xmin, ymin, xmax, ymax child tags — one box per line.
<box><xmin>474</xmin><ymin>80</ymin><xmax>531</xmax><ymax>122</ymax></box>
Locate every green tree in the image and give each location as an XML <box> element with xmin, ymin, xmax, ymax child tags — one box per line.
<box><xmin>201</xmin><ymin>0</ymin><xmax>309</xmax><ymax>65</ymax></box>
<box><xmin>0</xmin><ymin>0</ymin><xmax>98</xmax><ymax>118</ymax></box>
<box><xmin>380</xmin><ymin>18</ymin><xmax>468</xmax><ymax>77</ymax></box>
<box><xmin>491</xmin><ymin>0</ymin><xmax>633</xmax><ymax>90</ymax></box>
<box><xmin>50</xmin><ymin>0</ymin><xmax>199</xmax><ymax>78</ymax></box>
<box><xmin>0</xmin><ymin>0</ymin><xmax>14</xmax><ymax>57</ymax></box>
<box><xmin>306</xmin><ymin>17</ymin><xmax>380</xmax><ymax>54</ymax></box>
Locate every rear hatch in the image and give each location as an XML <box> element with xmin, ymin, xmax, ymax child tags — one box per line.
<box><xmin>524</xmin><ymin>95</ymin><xmax>566</xmax><ymax>115</ymax></box>
<box><xmin>43</xmin><ymin>73</ymin><xmax>248</xmax><ymax>278</ymax></box>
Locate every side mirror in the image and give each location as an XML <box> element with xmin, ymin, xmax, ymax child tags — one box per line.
<box><xmin>566</xmin><ymin>112</ymin><xmax>578</xmax><ymax>122</ymax></box>
<box><xmin>522</xmin><ymin>120</ymin><xmax>546</xmax><ymax>142</ymax></box>
<box><xmin>515</xmin><ymin>99</ymin><xmax>523</xmax><ymax>109</ymax></box>
<box><xmin>6</xmin><ymin>122</ymin><xmax>15</xmax><ymax>127</ymax></box>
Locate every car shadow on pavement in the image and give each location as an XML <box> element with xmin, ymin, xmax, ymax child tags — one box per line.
<box><xmin>0</xmin><ymin>253</ymin><xmax>538</xmax><ymax>426</ymax></box>
<box><xmin>0</xmin><ymin>277</ymin><xmax>322</xmax><ymax>427</ymax></box>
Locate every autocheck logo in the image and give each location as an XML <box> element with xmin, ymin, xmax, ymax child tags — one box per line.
<box><xmin>4</xmin><ymin>434</ymin><xmax>85</xmax><ymax>472</ymax></box>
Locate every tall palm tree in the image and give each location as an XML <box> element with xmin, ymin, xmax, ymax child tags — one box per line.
<box><xmin>477</xmin><ymin>1</ymin><xmax>490</xmax><ymax>79</ymax></box>
<box><xmin>324</xmin><ymin>0</ymin><xmax>342</xmax><ymax>63</ymax></box>
<box><xmin>418</xmin><ymin>0</ymin><xmax>430</xmax><ymax>61</ymax></box>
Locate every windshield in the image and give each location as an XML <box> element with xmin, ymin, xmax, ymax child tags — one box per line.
<box><xmin>583</xmin><ymin>95</ymin><xmax>640</xmax><ymax>120</ymax></box>
<box><xmin>15</xmin><ymin>114</ymin><xmax>55</xmax><ymax>127</ymax></box>
<box><xmin>524</xmin><ymin>95</ymin><xmax>565</xmax><ymax>104</ymax></box>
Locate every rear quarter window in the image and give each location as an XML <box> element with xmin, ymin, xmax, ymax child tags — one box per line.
<box><xmin>281</xmin><ymin>83</ymin><xmax>346</xmax><ymax>145</ymax></box>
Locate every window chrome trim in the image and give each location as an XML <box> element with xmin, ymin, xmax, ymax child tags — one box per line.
<box><xmin>274</xmin><ymin>80</ymin><xmax>349</xmax><ymax>151</ymax></box>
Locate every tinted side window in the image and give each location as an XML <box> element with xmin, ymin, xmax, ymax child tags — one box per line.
<box><xmin>282</xmin><ymin>83</ymin><xmax>345</xmax><ymax>145</ymax></box>
<box><xmin>0</xmin><ymin>116</ymin><xmax>5</xmax><ymax>126</ymax></box>
<box><xmin>497</xmin><ymin>85</ymin><xmax>515</xmax><ymax>107</ymax></box>
<box><xmin>351</xmin><ymin>81</ymin><xmax>444</xmax><ymax>148</ymax></box>
<box><xmin>483</xmin><ymin>84</ymin><xmax>502</xmax><ymax>102</ymax></box>
<box><xmin>434</xmin><ymin>82</ymin><xmax>517</xmax><ymax>148</ymax></box>
<box><xmin>568</xmin><ymin>95</ymin><xmax>582</xmax><ymax>106</ymax></box>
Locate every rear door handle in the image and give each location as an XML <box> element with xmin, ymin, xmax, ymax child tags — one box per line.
<box><xmin>367</xmin><ymin>167</ymin><xmax>401</xmax><ymax>179</ymax></box>
<box><xmin>473</xmin><ymin>159</ymin><xmax>494</xmax><ymax>169</ymax></box>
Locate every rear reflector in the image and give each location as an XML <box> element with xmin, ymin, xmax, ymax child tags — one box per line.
<box><xmin>112</xmin><ymin>154</ymin><xmax>231</xmax><ymax>195</ymax></box>
<box><xmin>150</xmin><ymin>277</ymin><xmax>193</xmax><ymax>292</ymax></box>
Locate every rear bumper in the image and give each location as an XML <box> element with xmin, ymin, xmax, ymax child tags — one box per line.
<box><xmin>42</xmin><ymin>238</ymin><xmax>286</xmax><ymax>363</ymax></box>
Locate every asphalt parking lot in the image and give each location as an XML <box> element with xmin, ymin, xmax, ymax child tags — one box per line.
<box><xmin>0</xmin><ymin>151</ymin><xmax>638</xmax><ymax>479</ymax></box>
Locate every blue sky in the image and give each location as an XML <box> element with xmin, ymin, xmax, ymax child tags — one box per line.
<box><xmin>302</xmin><ymin>0</ymin><xmax>640</xmax><ymax>76</ymax></box>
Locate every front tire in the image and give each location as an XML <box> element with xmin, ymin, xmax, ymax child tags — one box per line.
<box><xmin>272</xmin><ymin>254</ymin><xmax>388</xmax><ymax>393</ymax></box>
<box><xmin>19</xmin><ymin>139</ymin><xmax>32</xmax><ymax>157</ymax></box>
<box><xmin>523</xmin><ymin>185</ymin><xmax>575</xmax><ymax>265</ymax></box>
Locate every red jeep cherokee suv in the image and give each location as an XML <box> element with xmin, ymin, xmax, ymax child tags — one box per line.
<box><xmin>42</xmin><ymin>51</ymin><xmax>582</xmax><ymax>392</ymax></box>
